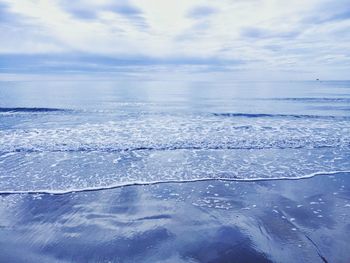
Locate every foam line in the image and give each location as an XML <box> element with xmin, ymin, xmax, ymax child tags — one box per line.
<box><xmin>1</xmin><ymin>170</ymin><xmax>349</xmax><ymax>196</ymax></box>
<box><xmin>0</xmin><ymin>144</ymin><xmax>338</xmax><ymax>154</ymax></box>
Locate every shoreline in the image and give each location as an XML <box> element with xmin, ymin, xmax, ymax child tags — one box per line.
<box><xmin>1</xmin><ymin>170</ymin><xmax>349</xmax><ymax>196</ymax></box>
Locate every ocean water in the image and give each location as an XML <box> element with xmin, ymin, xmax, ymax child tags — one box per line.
<box><xmin>1</xmin><ymin>80</ymin><xmax>350</xmax><ymax>262</ymax></box>
<box><xmin>0</xmin><ymin>80</ymin><xmax>349</xmax><ymax>193</ymax></box>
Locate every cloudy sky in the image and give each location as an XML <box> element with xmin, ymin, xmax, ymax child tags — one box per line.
<box><xmin>1</xmin><ymin>0</ymin><xmax>350</xmax><ymax>79</ymax></box>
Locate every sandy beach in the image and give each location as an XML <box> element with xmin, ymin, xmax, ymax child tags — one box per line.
<box><xmin>1</xmin><ymin>172</ymin><xmax>349</xmax><ymax>262</ymax></box>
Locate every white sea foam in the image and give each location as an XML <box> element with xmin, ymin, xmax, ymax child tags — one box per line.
<box><xmin>1</xmin><ymin>109</ymin><xmax>349</xmax><ymax>194</ymax></box>
<box><xmin>0</xmin><ymin>170</ymin><xmax>349</xmax><ymax>195</ymax></box>
<box><xmin>0</xmin><ymin>114</ymin><xmax>349</xmax><ymax>152</ymax></box>
<box><xmin>1</xmin><ymin>148</ymin><xmax>349</xmax><ymax>194</ymax></box>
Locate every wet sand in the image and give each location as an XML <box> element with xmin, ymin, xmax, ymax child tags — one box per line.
<box><xmin>0</xmin><ymin>173</ymin><xmax>349</xmax><ymax>263</ymax></box>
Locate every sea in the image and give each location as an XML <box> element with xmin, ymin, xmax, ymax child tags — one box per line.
<box><xmin>0</xmin><ymin>80</ymin><xmax>349</xmax><ymax>262</ymax></box>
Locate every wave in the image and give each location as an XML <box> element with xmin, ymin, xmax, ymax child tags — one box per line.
<box><xmin>0</xmin><ymin>107</ymin><xmax>67</xmax><ymax>113</ymax></box>
<box><xmin>0</xmin><ymin>143</ymin><xmax>345</xmax><ymax>154</ymax></box>
<box><xmin>1</xmin><ymin>147</ymin><xmax>349</xmax><ymax>195</ymax></box>
<box><xmin>1</xmin><ymin>115</ymin><xmax>349</xmax><ymax>152</ymax></box>
<box><xmin>213</xmin><ymin>113</ymin><xmax>350</xmax><ymax>120</ymax></box>
<box><xmin>1</xmin><ymin>170</ymin><xmax>349</xmax><ymax>195</ymax></box>
<box><xmin>263</xmin><ymin>97</ymin><xmax>350</xmax><ymax>103</ymax></box>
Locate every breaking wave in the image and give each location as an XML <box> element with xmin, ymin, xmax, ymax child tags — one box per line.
<box><xmin>1</xmin><ymin>109</ymin><xmax>349</xmax><ymax>194</ymax></box>
<box><xmin>213</xmin><ymin>113</ymin><xmax>350</xmax><ymax>120</ymax></box>
<box><xmin>0</xmin><ymin>107</ymin><xmax>67</xmax><ymax>113</ymax></box>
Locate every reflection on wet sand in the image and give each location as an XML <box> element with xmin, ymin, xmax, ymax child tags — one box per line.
<box><xmin>0</xmin><ymin>173</ymin><xmax>349</xmax><ymax>263</ymax></box>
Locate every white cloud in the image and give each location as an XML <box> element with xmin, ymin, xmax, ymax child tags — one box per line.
<box><xmin>0</xmin><ymin>0</ymin><xmax>349</xmax><ymax>79</ymax></box>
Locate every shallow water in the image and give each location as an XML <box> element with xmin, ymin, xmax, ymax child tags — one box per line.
<box><xmin>0</xmin><ymin>80</ymin><xmax>349</xmax><ymax>193</ymax></box>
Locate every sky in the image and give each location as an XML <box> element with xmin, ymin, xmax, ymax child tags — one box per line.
<box><xmin>0</xmin><ymin>0</ymin><xmax>350</xmax><ymax>80</ymax></box>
